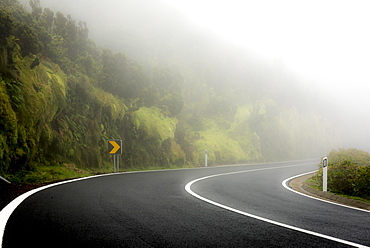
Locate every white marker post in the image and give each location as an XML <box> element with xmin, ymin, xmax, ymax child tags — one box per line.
<box><xmin>205</xmin><ymin>149</ymin><xmax>208</xmax><ymax>167</ymax></box>
<box><xmin>113</xmin><ymin>154</ymin><xmax>120</xmax><ymax>173</ymax></box>
<box><xmin>322</xmin><ymin>156</ymin><xmax>328</xmax><ymax>192</ymax></box>
<box><xmin>114</xmin><ymin>154</ymin><xmax>118</xmax><ymax>173</ymax></box>
<box><xmin>117</xmin><ymin>154</ymin><xmax>119</xmax><ymax>172</ymax></box>
<box><xmin>113</xmin><ymin>155</ymin><xmax>116</xmax><ymax>173</ymax></box>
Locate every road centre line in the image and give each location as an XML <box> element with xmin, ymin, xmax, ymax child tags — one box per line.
<box><xmin>185</xmin><ymin>164</ymin><xmax>369</xmax><ymax>248</ymax></box>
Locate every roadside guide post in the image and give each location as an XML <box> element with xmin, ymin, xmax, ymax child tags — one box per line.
<box><xmin>322</xmin><ymin>156</ymin><xmax>328</xmax><ymax>192</ymax></box>
<box><xmin>108</xmin><ymin>140</ymin><xmax>122</xmax><ymax>173</ymax></box>
<box><xmin>205</xmin><ymin>149</ymin><xmax>208</xmax><ymax>167</ymax></box>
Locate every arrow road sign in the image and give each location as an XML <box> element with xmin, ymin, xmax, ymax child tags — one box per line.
<box><xmin>108</xmin><ymin>140</ymin><xmax>122</xmax><ymax>155</ymax></box>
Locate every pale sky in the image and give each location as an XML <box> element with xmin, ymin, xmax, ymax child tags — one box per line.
<box><xmin>162</xmin><ymin>0</ymin><xmax>370</xmax><ymax>109</ymax></box>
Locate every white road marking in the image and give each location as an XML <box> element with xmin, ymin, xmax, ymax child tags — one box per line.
<box><xmin>0</xmin><ymin>173</ymin><xmax>118</xmax><ymax>248</ymax></box>
<box><xmin>0</xmin><ymin>166</ymin><xmax>221</xmax><ymax>247</ymax></box>
<box><xmin>282</xmin><ymin>171</ymin><xmax>370</xmax><ymax>213</ymax></box>
<box><xmin>0</xmin><ymin>168</ymin><xmax>188</xmax><ymax>247</ymax></box>
<box><xmin>185</xmin><ymin>164</ymin><xmax>369</xmax><ymax>248</ymax></box>
<box><xmin>2</xmin><ymin>162</ymin><xmax>368</xmax><ymax>247</ymax></box>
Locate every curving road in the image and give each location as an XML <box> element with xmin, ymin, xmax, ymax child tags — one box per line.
<box><xmin>1</xmin><ymin>159</ymin><xmax>369</xmax><ymax>247</ymax></box>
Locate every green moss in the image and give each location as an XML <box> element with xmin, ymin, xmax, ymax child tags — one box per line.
<box><xmin>123</xmin><ymin>106</ymin><xmax>187</xmax><ymax>167</ymax></box>
<box><xmin>0</xmin><ymin>79</ymin><xmax>19</xmax><ymax>171</ymax></box>
<box><xmin>94</xmin><ymin>87</ymin><xmax>126</xmax><ymax>121</ymax></box>
<box><xmin>187</xmin><ymin>102</ymin><xmax>269</xmax><ymax>166</ymax></box>
<box><xmin>194</xmin><ymin>119</ymin><xmax>258</xmax><ymax>166</ymax></box>
<box><xmin>134</xmin><ymin>106</ymin><xmax>176</xmax><ymax>145</ymax></box>
<box><xmin>21</xmin><ymin>164</ymin><xmax>91</xmax><ymax>184</ymax></box>
<box><xmin>1</xmin><ymin>53</ymin><xmax>129</xmax><ymax>176</ymax></box>
<box><xmin>0</xmin><ymin>80</ymin><xmax>18</xmax><ymax>143</ymax></box>
<box><xmin>11</xmin><ymin>57</ymin><xmax>67</xmax><ymax>130</ymax></box>
<box><xmin>232</xmin><ymin>104</ymin><xmax>252</xmax><ymax>127</ymax></box>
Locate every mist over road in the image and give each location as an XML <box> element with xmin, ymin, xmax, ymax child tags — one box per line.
<box><xmin>2</xmin><ymin>160</ymin><xmax>369</xmax><ymax>247</ymax></box>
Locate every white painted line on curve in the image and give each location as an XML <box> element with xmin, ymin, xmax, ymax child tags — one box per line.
<box><xmin>185</xmin><ymin>165</ymin><xmax>369</xmax><ymax>248</ymax></box>
<box><xmin>0</xmin><ymin>173</ymin><xmax>120</xmax><ymax>248</ymax></box>
<box><xmin>0</xmin><ymin>165</ymin><xmax>211</xmax><ymax>247</ymax></box>
<box><xmin>0</xmin><ymin>165</ymin><xmax>226</xmax><ymax>247</ymax></box>
<box><xmin>282</xmin><ymin>171</ymin><xmax>370</xmax><ymax>213</ymax></box>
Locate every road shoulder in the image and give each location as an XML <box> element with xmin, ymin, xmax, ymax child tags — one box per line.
<box><xmin>289</xmin><ymin>173</ymin><xmax>370</xmax><ymax>211</ymax></box>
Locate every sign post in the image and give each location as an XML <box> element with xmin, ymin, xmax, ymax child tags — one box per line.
<box><xmin>108</xmin><ymin>140</ymin><xmax>122</xmax><ymax>173</ymax></box>
<box><xmin>205</xmin><ymin>149</ymin><xmax>208</xmax><ymax>167</ymax></box>
<box><xmin>322</xmin><ymin>156</ymin><xmax>328</xmax><ymax>192</ymax></box>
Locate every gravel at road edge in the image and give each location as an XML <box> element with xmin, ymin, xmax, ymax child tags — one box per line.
<box><xmin>289</xmin><ymin>173</ymin><xmax>370</xmax><ymax>211</ymax></box>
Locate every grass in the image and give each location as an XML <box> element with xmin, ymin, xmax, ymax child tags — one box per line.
<box><xmin>305</xmin><ymin>177</ymin><xmax>370</xmax><ymax>204</ymax></box>
<box><xmin>20</xmin><ymin>164</ymin><xmax>92</xmax><ymax>184</ymax></box>
<box><xmin>4</xmin><ymin>162</ymin><xmax>201</xmax><ymax>185</ymax></box>
<box><xmin>334</xmin><ymin>194</ymin><xmax>370</xmax><ymax>204</ymax></box>
<box><xmin>135</xmin><ymin>106</ymin><xmax>176</xmax><ymax>143</ymax></box>
<box><xmin>305</xmin><ymin>177</ymin><xmax>321</xmax><ymax>190</ymax></box>
<box><xmin>194</xmin><ymin>119</ymin><xmax>253</xmax><ymax>165</ymax></box>
<box><xmin>121</xmin><ymin>164</ymin><xmax>198</xmax><ymax>172</ymax></box>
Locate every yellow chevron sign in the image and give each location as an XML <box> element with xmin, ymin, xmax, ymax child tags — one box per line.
<box><xmin>108</xmin><ymin>140</ymin><xmax>122</xmax><ymax>155</ymax></box>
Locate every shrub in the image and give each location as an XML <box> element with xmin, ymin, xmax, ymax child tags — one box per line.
<box><xmin>315</xmin><ymin>149</ymin><xmax>370</xmax><ymax>200</ymax></box>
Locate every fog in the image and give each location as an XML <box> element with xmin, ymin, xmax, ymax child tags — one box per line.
<box><xmin>166</xmin><ymin>1</ymin><xmax>370</xmax><ymax>107</ymax></box>
<box><xmin>22</xmin><ymin>0</ymin><xmax>370</xmax><ymax>152</ymax></box>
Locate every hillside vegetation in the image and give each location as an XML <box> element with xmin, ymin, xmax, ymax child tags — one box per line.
<box><xmin>0</xmin><ymin>0</ymin><xmax>338</xmax><ymax>183</ymax></box>
<box><xmin>314</xmin><ymin>149</ymin><xmax>370</xmax><ymax>201</ymax></box>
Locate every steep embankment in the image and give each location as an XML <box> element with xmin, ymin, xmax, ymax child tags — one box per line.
<box><xmin>0</xmin><ymin>1</ymin><xmax>338</xmax><ymax>183</ymax></box>
<box><xmin>1</xmin><ymin>44</ymin><xmax>127</xmax><ymax>181</ymax></box>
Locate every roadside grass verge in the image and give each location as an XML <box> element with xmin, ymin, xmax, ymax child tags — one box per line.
<box><xmin>306</xmin><ymin>163</ymin><xmax>370</xmax><ymax>203</ymax></box>
<box><xmin>306</xmin><ymin>176</ymin><xmax>370</xmax><ymax>205</ymax></box>
<box><xmin>3</xmin><ymin>163</ymin><xmax>200</xmax><ymax>185</ymax></box>
<box><xmin>6</xmin><ymin>164</ymin><xmax>92</xmax><ymax>184</ymax></box>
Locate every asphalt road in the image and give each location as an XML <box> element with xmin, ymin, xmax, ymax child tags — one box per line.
<box><xmin>1</xmin><ymin>159</ymin><xmax>369</xmax><ymax>247</ymax></box>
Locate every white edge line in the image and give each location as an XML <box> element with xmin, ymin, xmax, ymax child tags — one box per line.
<box><xmin>0</xmin><ymin>163</ymin><xmax>244</xmax><ymax>247</ymax></box>
<box><xmin>185</xmin><ymin>166</ymin><xmax>369</xmax><ymax>248</ymax></box>
<box><xmin>0</xmin><ymin>172</ymin><xmax>122</xmax><ymax>247</ymax></box>
<box><xmin>282</xmin><ymin>171</ymin><xmax>370</xmax><ymax>213</ymax></box>
<box><xmin>0</xmin><ymin>164</ymin><xmax>252</xmax><ymax>247</ymax></box>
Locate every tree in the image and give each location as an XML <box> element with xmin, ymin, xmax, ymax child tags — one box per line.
<box><xmin>41</xmin><ymin>8</ymin><xmax>54</xmax><ymax>33</ymax></box>
<box><xmin>54</xmin><ymin>11</ymin><xmax>67</xmax><ymax>37</ymax></box>
<box><xmin>14</xmin><ymin>22</ymin><xmax>42</xmax><ymax>56</ymax></box>
<box><xmin>0</xmin><ymin>8</ymin><xmax>13</xmax><ymax>46</ymax></box>
<box><xmin>29</xmin><ymin>0</ymin><xmax>42</xmax><ymax>20</ymax></box>
<box><xmin>0</xmin><ymin>0</ymin><xmax>18</xmax><ymax>7</ymax></box>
